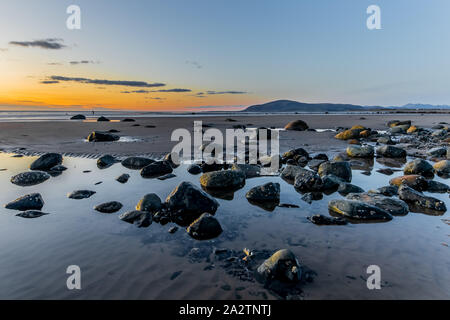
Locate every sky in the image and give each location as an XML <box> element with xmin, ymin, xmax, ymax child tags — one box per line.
<box><xmin>0</xmin><ymin>0</ymin><xmax>449</xmax><ymax>111</ymax></box>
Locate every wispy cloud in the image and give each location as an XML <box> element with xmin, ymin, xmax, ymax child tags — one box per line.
<box><xmin>70</xmin><ymin>60</ymin><xmax>99</xmax><ymax>65</ymax></box>
<box><xmin>9</xmin><ymin>38</ymin><xmax>66</xmax><ymax>50</ymax></box>
<box><xmin>186</xmin><ymin>60</ymin><xmax>202</xmax><ymax>69</ymax></box>
<box><xmin>206</xmin><ymin>91</ymin><xmax>247</xmax><ymax>95</ymax></box>
<box><xmin>42</xmin><ymin>76</ymin><xmax>166</xmax><ymax>88</ymax></box>
<box><xmin>121</xmin><ymin>88</ymin><xmax>192</xmax><ymax>94</ymax></box>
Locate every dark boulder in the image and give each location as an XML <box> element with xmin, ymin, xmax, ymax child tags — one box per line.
<box><xmin>68</xmin><ymin>190</ymin><xmax>96</xmax><ymax>200</ymax></box>
<box><xmin>94</xmin><ymin>201</ymin><xmax>123</xmax><ymax>214</ymax></box>
<box><xmin>140</xmin><ymin>161</ymin><xmax>173</xmax><ymax>178</ymax></box>
<box><xmin>119</xmin><ymin>210</ymin><xmax>152</xmax><ymax>228</ymax></box>
<box><xmin>121</xmin><ymin>157</ymin><xmax>154</xmax><ymax>170</ymax></box>
<box><xmin>187</xmin><ymin>213</ymin><xmax>223</xmax><ymax>240</ymax></box>
<box><xmin>293</xmin><ymin>169</ymin><xmax>323</xmax><ymax>192</ymax></box>
<box><xmin>136</xmin><ymin>193</ymin><xmax>162</xmax><ymax>213</ymax></box>
<box><xmin>87</xmin><ymin>131</ymin><xmax>120</xmax><ymax>142</ymax></box>
<box><xmin>5</xmin><ymin>193</ymin><xmax>44</xmax><ymax>211</ymax></box>
<box><xmin>257</xmin><ymin>249</ymin><xmax>302</xmax><ymax>283</ymax></box>
<box><xmin>328</xmin><ymin>199</ymin><xmax>393</xmax><ymax>221</ymax></box>
<box><xmin>10</xmin><ymin>171</ymin><xmax>50</xmax><ymax>186</ymax></box>
<box><xmin>404</xmin><ymin>159</ymin><xmax>434</xmax><ymax>177</ymax></box>
<box><xmin>318</xmin><ymin>161</ymin><xmax>352</xmax><ymax>182</ymax></box>
<box><xmin>30</xmin><ymin>153</ymin><xmax>63</xmax><ymax>171</ymax></box>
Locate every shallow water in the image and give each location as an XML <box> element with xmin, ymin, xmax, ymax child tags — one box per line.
<box><xmin>0</xmin><ymin>152</ymin><xmax>449</xmax><ymax>300</ymax></box>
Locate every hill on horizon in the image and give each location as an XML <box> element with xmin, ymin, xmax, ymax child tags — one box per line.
<box><xmin>243</xmin><ymin>100</ymin><xmax>368</xmax><ymax>112</ymax></box>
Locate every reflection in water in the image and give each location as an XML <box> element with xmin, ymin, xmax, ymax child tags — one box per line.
<box><xmin>376</xmin><ymin>157</ymin><xmax>407</xmax><ymax>168</ymax></box>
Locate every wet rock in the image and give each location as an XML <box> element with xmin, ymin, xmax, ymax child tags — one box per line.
<box><xmin>407</xmin><ymin>126</ymin><xmax>418</xmax><ymax>134</ymax></box>
<box><xmin>16</xmin><ymin>210</ymin><xmax>49</xmax><ymax>218</ymax></box>
<box><xmin>121</xmin><ymin>118</ymin><xmax>135</xmax><ymax>122</ymax></box>
<box><xmin>187</xmin><ymin>164</ymin><xmax>202</xmax><ymax>175</ymax></box>
<box><xmin>136</xmin><ymin>193</ymin><xmax>162</xmax><ymax>213</ymax></box>
<box><xmin>121</xmin><ymin>157</ymin><xmax>154</xmax><ymax>170</ymax></box>
<box><xmin>140</xmin><ymin>161</ymin><xmax>173</xmax><ymax>178</ymax></box>
<box><xmin>377</xmin><ymin>168</ymin><xmax>395</xmax><ymax>175</ymax></box>
<box><xmin>447</xmin><ymin>148</ymin><xmax>450</xmax><ymax>159</ymax></box>
<box><xmin>97</xmin><ymin>116</ymin><xmax>110</xmax><ymax>122</ymax></box>
<box><xmin>10</xmin><ymin>171</ymin><xmax>50</xmax><ymax>186</ymax></box>
<box><xmin>433</xmin><ymin>160</ymin><xmax>450</xmax><ymax>176</ymax></box>
<box><xmin>187</xmin><ymin>213</ymin><xmax>223</xmax><ymax>240</ymax></box>
<box><xmin>427</xmin><ymin>147</ymin><xmax>447</xmax><ymax>158</ymax></box>
<box><xmin>68</xmin><ymin>190</ymin><xmax>96</xmax><ymax>200</ymax></box>
<box><xmin>427</xmin><ymin>180</ymin><xmax>450</xmax><ymax>193</ymax></box>
<box><xmin>293</xmin><ymin>169</ymin><xmax>323</xmax><ymax>192</ymax></box>
<box><xmin>97</xmin><ymin>155</ymin><xmax>116</xmax><ymax>169</ymax></box>
<box><xmin>246</xmin><ymin>182</ymin><xmax>280</xmax><ymax>202</ymax></box>
<box><xmin>87</xmin><ymin>131</ymin><xmax>119</xmax><ymax>142</ymax></box>
<box><xmin>328</xmin><ymin>199</ymin><xmax>393</xmax><ymax>221</ymax></box>
<box><xmin>347</xmin><ymin>193</ymin><xmax>409</xmax><ymax>216</ymax></box>
<box><xmin>398</xmin><ymin>185</ymin><xmax>446</xmax><ymax>213</ymax></box>
<box><xmin>166</xmin><ymin>182</ymin><xmax>219</xmax><ymax>225</ymax></box>
<box><xmin>313</xmin><ymin>153</ymin><xmax>329</xmax><ymax>161</ymax></box>
<box><xmin>335</xmin><ymin>129</ymin><xmax>363</xmax><ymax>140</ymax></box>
<box><xmin>346</xmin><ymin>145</ymin><xmax>374</xmax><ymax>158</ymax></box>
<box><xmin>284</xmin><ymin>120</ymin><xmax>309</xmax><ymax>131</ymax></box>
<box><xmin>377</xmin><ymin>136</ymin><xmax>395</xmax><ymax>145</ymax></box>
<box><xmin>321</xmin><ymin>174</ymin><xmax>345</xmax><ymax>190</ymax></box>
<box><xmin>387</xmin><ymin>120</ymin><xmax>411</xmax><ymax>128</ymax></box>
<box><xmin>376</xmin><ymin>145</ymin><xmax>406</xmax><ymax>158</ymax></box>
<box><xmin>119</xmin><ymin>210</ymin><xmax>152</xmax><ymax>227</ymax></box>
<box><xmin>404</xmin><ymin>159</ymin><xmax>434</xmax><ymax>177</ymax></box>
<box><xmin>158</xmin><ymin>173</ymin><xmax>176</xmax><ymax>180</ymax></box>
<box><xmin>308</xmin><ymin>159</ymin><xmax>327</xmax><ymax>171</ymax></box>
<box><xmin>200</xmin><ymin>170</ymin><xmax>245</xmax><ymax>189</ymax></box>
<box><xmin>307</xmin><ymin>214</ymin><xmax>347</xmax><ymax>225</ymax></box>
<box><xmin>370</xmin><ymin>185</ymin><xmax>398</xmax><ymax>196</ymax></box>
<box><xmin>389</xmin><ymin>175</ymin><xmax>428</xmax><ymax>191</ymax></box>
<box><xmin>281</xmin><ymin>165</ymin><xmax>306</xmax><ymax>183</ymax></box>
<box><xmin>116</xmin><ymin>173</ymin><xmax>130</xmax><ymax>184</ymax></box>
<box><xmin>168</xmin><ymin>226</ymin><xmax>178</xmax><ymax>234</ymax></box>
<box><xmin>163</xmin><ymin>152</ymin><xmax>179</xmax><ymax>168</ymax></box>
<box><xmin>282</xmin><ymin>148</ymin><xmax>309</xmax><ymax>162</ymax></box>
<box><xmin>338</xmin><ymin>183</ymin><xmax>364</xmax><ymax>195</ymax></box>
<box><xmin>301</xmin><ymin>192</ymin><xmax>323</xmax><ymax>204</ymax></box>
<box><xmin>231</xmin><ymin>164</ymin><xmax>261</xmax><ymax>178</ymax></box>
<box><xmin>318</xmin><ymin>161</ymin><xmax>352</xmax><ymax>182</ymax></box>
<box><xmin>431</xmin><ymin>129</ymin><xmax>447</xmax><ymax>137</ymax></box>
<box><xmin>5</xmin><ymin>193</ymin><xmax>44</xmax><ymax>211</ymax></box>
<box><xmin>200</xmin><ymin>162</ymin><xmax>224</xmax><ymax>173</ymax></box>
<box><xmin>257</xmin><ymin>249</ymin><xmax>301</xmax><ymax>283</ymax></box>
<box><xmin>94</xmin><ymin>201</ymin><xmax>123</xmax><ymax>213</ymax></box>
<box><xmin>30</xmin><ymin>153</ymin><xmax>63</xmax><ymax>171</ymax></box>
<box><xmin>50</xmin><ymin>165</ymin><xmax>67</xmax><ymax>172</ymax></box>
<box><xmin>389</xmin><ymin>126</ymin><xmax>407</xmax><ymax>134</ymax></box>
<box><xmin>70</xmin><ymin>114</ymin><xmax>86</xmax><ymax>120</ymax></box>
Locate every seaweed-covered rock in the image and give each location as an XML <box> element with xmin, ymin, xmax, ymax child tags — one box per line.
<box><xmin>257</xmin><ymin>249</ymin><xmax>302</xmax><ymax>283</ymax></box>
<box><xmin>328</xmin><ymin>199</ymin><xmax>393</xmax><ymax>221</ymax></box>
<box><xmin>335</xmin><ymin>129</ymin><xmax>363</xmax><ymax>140</ymax></box>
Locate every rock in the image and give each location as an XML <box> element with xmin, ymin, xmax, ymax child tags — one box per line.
<box><xmin>398</xmin><ymin>185</ymin><xmax>446</xmax><ymax>213</ymax></box>
<box><xmin>10</xmin><ymin>171</ymin><xmax>50</xmax><ymax>186</ymax></box>
<box><xmin>427</xmin><ymin>147</ymin><xmax>447</xmax><ymax>157</ymax></box>
<box><xmin>376</xmin><ymin>145</ymin><xmax>406</xmax><ymax>158</ymax></box>
<box><xmin>293</xmin><ymin>169</ymin><xmax>323</xmax><ymax>192</ymax></box>
<box><xmin>16</xmin><ymin>211</ymin><xmax>50</xmax><ymax>218</ymax></box>
<box><xmin>200</xmin><ymin>170</ymin><xmax>245</xmax><ymax>189</ymax></box>
<box><xmin>121</xmin><ymin>118</ymin><xmax>135</xmax><ymax>122</ymax></box>
<box><xmin>5</xmin><ymin>193</ymin><xmax>44</xmax><ymax>211</ymax></box>
<box><xmin>166</xmin><ymin>182</ymin><xmax>219</xmax><ymax>225</ymax></box>
<box><xmin>407</xmin><ymin>126</ymin><xmax>418</xmax><ymax>134</ymax></box>
<box><xmin>307</xmin><ymin>214</ymin><xmax>347</xmax><ymax>225</ymax></box>
<box><xmin>389</xmin><ymin>126</ymin><xmax>407</xmax><ymax>134</ymax></box>
<box><xmin>321</xmin><ymin>174</ymin><xmax>345</xmax><ymax>190</ymax></box>
<box><xmin>97</xmin><ymin>116</ymin><xmax>110</xmax><ymax>122</ymax></box>
<box><xmin>97</xmin><ymin>155</ymin><xmax>116</xmax><ymax>169</ymax></box>
<box><xmin>433</xmin><ymin>160</ymin><xmax>450</xmax><ymax>176</ymax></box>
<box><xmin>328</xmin><ymin>199</ymin><xmax>393</xmax><ymax>221</ymax></box>
<box><xmin>68</xmin><ymin>190</ymin><xmax>96</xmax><ymax>200</ymax></box>
<box><xmin>140</xmin><ymin>161</ymin><xmax>173</xmax><ymax>178</ymax></box>
<box><xmin>94</xmin><ymin>201</ymin><xmax>123</xmax><ymax>213</ymax></box>
<box><xmin>281</xmin><ymin>165</ymin><xmax>306</xmax><ymax>182</ymax></box>
<box><xmin>257</xmin><ymin>249</ymin><xmax>301</xmax><ymax>283</ymax></box>
<box><xmin>387</xmin><ymin>120</ymin><xmax>411</xmax><ymax>128</ymax></box>
<box><xmin>121</xmin><ymin>157</ymin><xmax>154</xmax><ymax>169</ymax></box>
<box><xmin>136</xmin><ymin>193</ymin><xmax>162</xmax><ymax>213</ymax></box>
<box><xmin>70</xmin><ymin>114</ymin><xmax>86</xmax><ymax>120</ymax></box>
<box><xmin>389</xmin><ymin>175</ymin><xmax>428</xmax><ymax>191</ymax></box>
<box><xmin>318</xmin><ymin>161</ymin><xmax>352</xmax><ymax>182</ymax></box>
<box><xmin>377</xmin><ymin>168</ymin><xmax>395</xmax><ymax>175</ymax></box>
<box><xmin>284</xmin><ymin>120</ymin><xmax>309</xmax><ymax>131</ymax></box>
<box><xmin>404</xmin><ymin>159</ymin><xmax>434</xmax><ymax>176</ymax></box>
<box><xmin>163</xmin><ymin>152</ymin><xmax>179</xmax><ymax>168</ymax></box>
<box><xmin>168</xmin><ymin>226</ymin><xmax>178</xmax><ymax>234</ymax></box>
<box><xmin>377</xmin><ymin>136</ymin><xmax>395</xmax><ymax>145</ymax></box>
<box><xmin>116</xmin><ymin>173</ymin><xmax>130</xmax><ymax>184</ymax></box>
<box><xmin>335</xmin><ymin>129</ymin><xmax>362</xmax><ymax>140</ymax></box>
<box><xmin>50</xmin><ymin>165</ymin><xmax>67</xmax><ymax>172</ymax></box>
<box><xmin>370</xmin><ymin>185</ymin><xmax>399</xmax><ymax>196</ymax></box>
<box><xmin>308</xmin><ymin>159</ymin><xmax>327</xmax><ymax>171</ymax></box>
<box><xmin>187</xmin><ymin>164</ymin><xmax>202</xmax><ymax>174</ymax></box>
<box><xmin>158</xmin><ymin>173</ymin><xmax>176</xmax><ymax>180</ymax></box>
<box><xmin>447</xmin><ymin>148</ymin><xmax>450</xmax><ymax>159</ymax></box>
<box><xmin>119</xmin><ymin>210</ymin><xmax>152</xmax><ymax>228</ymax></box>
<box><xmin>187</xmin><ymin>213</ymin><xmax>223</xmax><ymax>240</ymax></box>
<box><xmin>301</xmin><ymin>192</ymin><xmax>323</xmax><ymax>204</ymax></box>
<box><xmin>246</xmin><ymin>182</ymin><xmax>280</xmax><ymax>202</ymax></box>
<box><xmin>346</xmin><ymin>145</ymin><xmax>374</xmax><ymax>158</ymax></box>
<box><xmin>87</xmin><ymin>131</ymin><xmax>120</xmax><ymax>142</ymax></box>
<box><xmin>282</xmin><ymin>148</ymin><xmax>309</xmax><ymax>162</ymax></box>
<box><xmin>427</xmin><ymin>180</ymin><xmax>450</xmax><ymax>193</ymax></box>
<box><xmin>431</xmin><ymin>129</ymin><xmax>447</xmax><ymax>137</ymax></box>
<box><xmin>231</xmin><ymin>164</ymin><xmax>261</xmax><ymax>178</ymax></box>
<box><xmin>338</xmin><ymin>183</ymin><xmax>364</xmax><ymax>195</ymax></box>
<box><xmin>347</xmin><ymin>193</ymin><xmax>408</xmax><ymax>216</ymax></box>
<box><xmin>30</xmin><ymin>153</ymin><xmax>63</xmax><ymax>171</ymax></box>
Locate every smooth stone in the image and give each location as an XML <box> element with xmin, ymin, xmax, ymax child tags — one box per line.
<box><xmin>68</xmin><ymin>190</ymin><xmax>96</xmax><ymax>199</ymax></box>
<box><xmin>140</xmin><ymin>161</ymin><xmax>173</xmax><ymax>178</ymax></box>
<box><xmin>5</xmin><ymin>193</ymin><xmax>44</xmax><ymax>211</ymax></box>
<box><xmin>398</xmin><ymin>185</ymin><xmax>446</xmax><ymax>213</ymax></box>
<box><xmin>116</xmin><ymin>173</ymin><xmax>130</xmax><ymax>184</ymax></box>
<box><xmin>376</xmin><ymin>145</ymin><xmax>406</xmax><ymax>158</ymax></box>
<box><xmin>246</xmin><ymin>182</ymin><xmax>280</xmax><ymax>202</ymax></box>
<box><xmin>136</xmin><ymin>193</ymin><xmax>162</xmax><ymax>213</ymax></box>
<box><xmin>119</xmin><ymin>210</ymin><xmax>152</xmax><ymax>228</ymax></box>
<box><xmin>389</xmin><ymin>175</ymin><xmax>428</xmax><ymax>191</ymax></box>
<box><xmin>284</xmin><ymin>120</ymin><xmax>309</xmax><ymax>131</ymax></box>
<box><xmin>187</xmin><ymin>164</ymin><xmax>202</xmax><ymax>175</ymax></box>
<box><xmin>318</xmin><ymin>161</ymin><xmax>352</xmax><ymax>182</ymax></box>
<box><xmin>328</xmin><ymin>199</ymin><xmax>393</xmax><ymax>221</ymax></box>
<box><xmin>94</xmin><ymin>201</ymin><xmax>123</xmax><ymax>213</ymax></box>
<box><xmin>187</xmin><ymin>213</ymin><xmax>223</xmax><ymax>240</ymax></box>
<box><xmin>97</xmin><ymin>155</ymin><xmax>116</xmax><ymax>169</ymax></box>
<box><xmin>403</xmin><ymin>159</ymin><xmax>434</xmax><ymax>176</ymax></box>
<box><xmin>427</xmin><ymin>180</ymin><xmax>450</xmax><ymax>193</ymax></box>
<box><xmin>10</xmin><ymin>171</ymin><xmax>50</xmax><ymax>187</ymax></box>
<box><xmin>346</xmin><ymin>192</ymin><xmax>409</xmax><ymax>216</ymax></box>
<box><xmin>200</xmin><ymin>170</ymin><xmax>245</xmax><ymax>189</ymax></box>
<box><xmin>257</xmin><ymin>249</ymin><xmax>301</xmax><ymax>283</ymax></box>
<box><xmin>121</xmin><ymin>157</ymin><xmax>154</xmax><ymax>170</ymax></box>
<box><xmin>346</xmin><ymin>145</ymin><xmax>374</xmax><ymax>158</ymax></box>
<box><xmin>30</xmin><ymin>153</ymin><xmax>63</xmax><ymax>171</ymax></box>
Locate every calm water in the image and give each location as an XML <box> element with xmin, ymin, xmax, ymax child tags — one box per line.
<box><xmin>0</xmin><ymin>153</ymin><xmax>449</xmax><ymax>299</ymax></box>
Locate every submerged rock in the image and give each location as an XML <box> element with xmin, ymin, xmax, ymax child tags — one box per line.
<box><xmin>116</xmin><ymin>173</ymin><xmax>130</xmax><ymax>184</ymax></box>
<box><xmin>376</xmin><ymin>145</ymin><xmax>406</xmax><ymax>158</ymax></box>
<box><xmin>94</xmin><ymin>201</ymin><xmax>123</xmax><ymax>213</ymax></box>
<box><xmin>121</xmin><ymin>157</ymin><xmax>154</xmax><ymax>170</ymax></box>
<box><xmin>246</xmin><ymin>182</ymin><xmax>280</xmax><ymax>202</ymax></box>
<box><xmin>97</xmin><ymin>155</ymin><xmax>116</xmax><ymax>169</ymax></box>
<box><xmin>5</xmin><ymin>193</ymin><xmax>44</xmax><ymax>211</ymax></box>
<box><xmin>404</xmin><ymin>159</ymin><xmax>434</xmax><ymax>176</ymax></box>
<box><xmin>338</xmin><ymin>183</ymin><xmax>364</xmax><ymax>196</ymax></box>
<box><xmin>187</xmin><ymin>213</ymin><xmax>223</xmax><ymax>240</ymax></box>
<box><xmin>119</xmin><ymin>210</ymin><xmax>152</xmax><ymax>228</ymax></box>
<box><xmin>318</xmin><ymin>161</ymin><xmax>352</xmax><ymax>182</ymax></box>
<box><xmin>200</xmin><ymin>170</ymin><xmax>245</xmax><ymax>189</ymax></box>
<box><xmin>307</xmin><ymin>214</ymin><xmax>347</xmax><ymax>225</ymax></box>
<box><xmin>16</xmin><ymin>211</ymin><xmax>49</xmax><ymax>218</ymax></box>
<box><xmin>30</xmin><ymin>153</ymin><xmax>63</xmax><ymax>171</ymax></box>
<box><xmin>328</xmin><ymin>199</ymin><xmax>393</xmax><ymax>221</ymax></box>
<box><xmin>140</xmin><ymin>161</ymin><xmax>173</xmax><ymax>178</ymax></box>
<box><xmin>136</xmin><ymin>193</ymin><xmax>162</xmax><ymax>213</ymax></box>
<box><xmin>257</xmin><ymin>249</ymin><xmax>302</xmax><ymax>283</ymax></box>
<box><xmin>346</xmin><ymin>193</ymin><xmax>409</xmax><ymax>216</ymax></box>
<box><xmin>398</xmin><ymin>185</ymin><xmax>446</xmax><ymax>214</ymax></box>
<box><xmin>389</xmin><ymin>175</ymin><xmax>428</xmax><ymax>191</ymax></box>
<box><xmin>284</xmin><ymin>120</ymin><xmax>309</xmax><ymax>131</ymax></box>
<box><xmin>346</xmin><ymin>145</ymin><xmax>374</xmax><ymax>158</ymax></box>
<box><xmin>87</xmin><ymin>131</ymin><xmax>119</xmax><ymax>142</ymax></box>
<box><xmin>10</xmin><ymin>171</ymin><xmax>50</xmax><ymax>186</ymax></box>
<box><xmin>68</xmin><ymin>190</ymin><xmax>96</xmax><ymax>200</ymax></box>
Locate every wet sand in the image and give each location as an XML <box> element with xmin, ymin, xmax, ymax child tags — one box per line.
<box><xmin>0</xmin><ymin>113</ymin><xmax>447</xmax><ymax>157</ymax></box>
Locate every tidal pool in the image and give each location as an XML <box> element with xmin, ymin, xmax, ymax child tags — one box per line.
<box><xmin>0</xmin><ymin>153</ymin><xmax>448</xmax><ymax>299</ymax></box>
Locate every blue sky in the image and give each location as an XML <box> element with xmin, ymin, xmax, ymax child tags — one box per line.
<box><xmin>1</xmin><ymin>0</ymin><xmax>449</xmax><ymax>110</ymax></box>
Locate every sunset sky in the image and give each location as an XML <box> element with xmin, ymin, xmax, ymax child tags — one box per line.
<box><xmin>1</xmin><ymin>0</ymin><xmax>449</xmax><ymax>111</ymax></box>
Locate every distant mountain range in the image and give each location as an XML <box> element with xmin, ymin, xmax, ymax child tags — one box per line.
<box><xmin>243</xmin><ymin>100</ymin><xmax>450</xmax><ymax>112</ymax></box>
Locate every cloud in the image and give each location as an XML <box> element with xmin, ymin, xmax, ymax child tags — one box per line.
<box><xmin>70</xmin><ymin>60</ymin><xmax>99</xmax><ymax>65</ymax></box>
<box><xmin>121</xmin><ymin>88</ymin><xmax>192</xmax><ymax>94</ymax></box>
<box><xmin>157</xmin><ymin>88</ymin><xmax>191</xmax><ymax>93</ymax></box>
<box><xmin>47</xmin><ymin>62</ymin><xmax>63</xmax><ymax>66</ymax></box>
<box><xmin>43</xmin><ymin>76</ymin><xmax>166</xmax><ymax>88</ymax></box>
<box><xmin>206</xmin><ymin>91</ymin><xmax>247</xmax><ymax>95</ymax></box>
<box><xmin>186</xmin><ymin>60</ymin><xmax>202</xmax><ymax>69</ymax></box>
<box><xmin>40</xmin><ymin>80</ymin><xmax>60</xmax><ymax>84</ymax></box>
<box><xmin>9</xmin><ymin>38</ymin><xmax>66</xmax><ymax>50</ymax></box>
